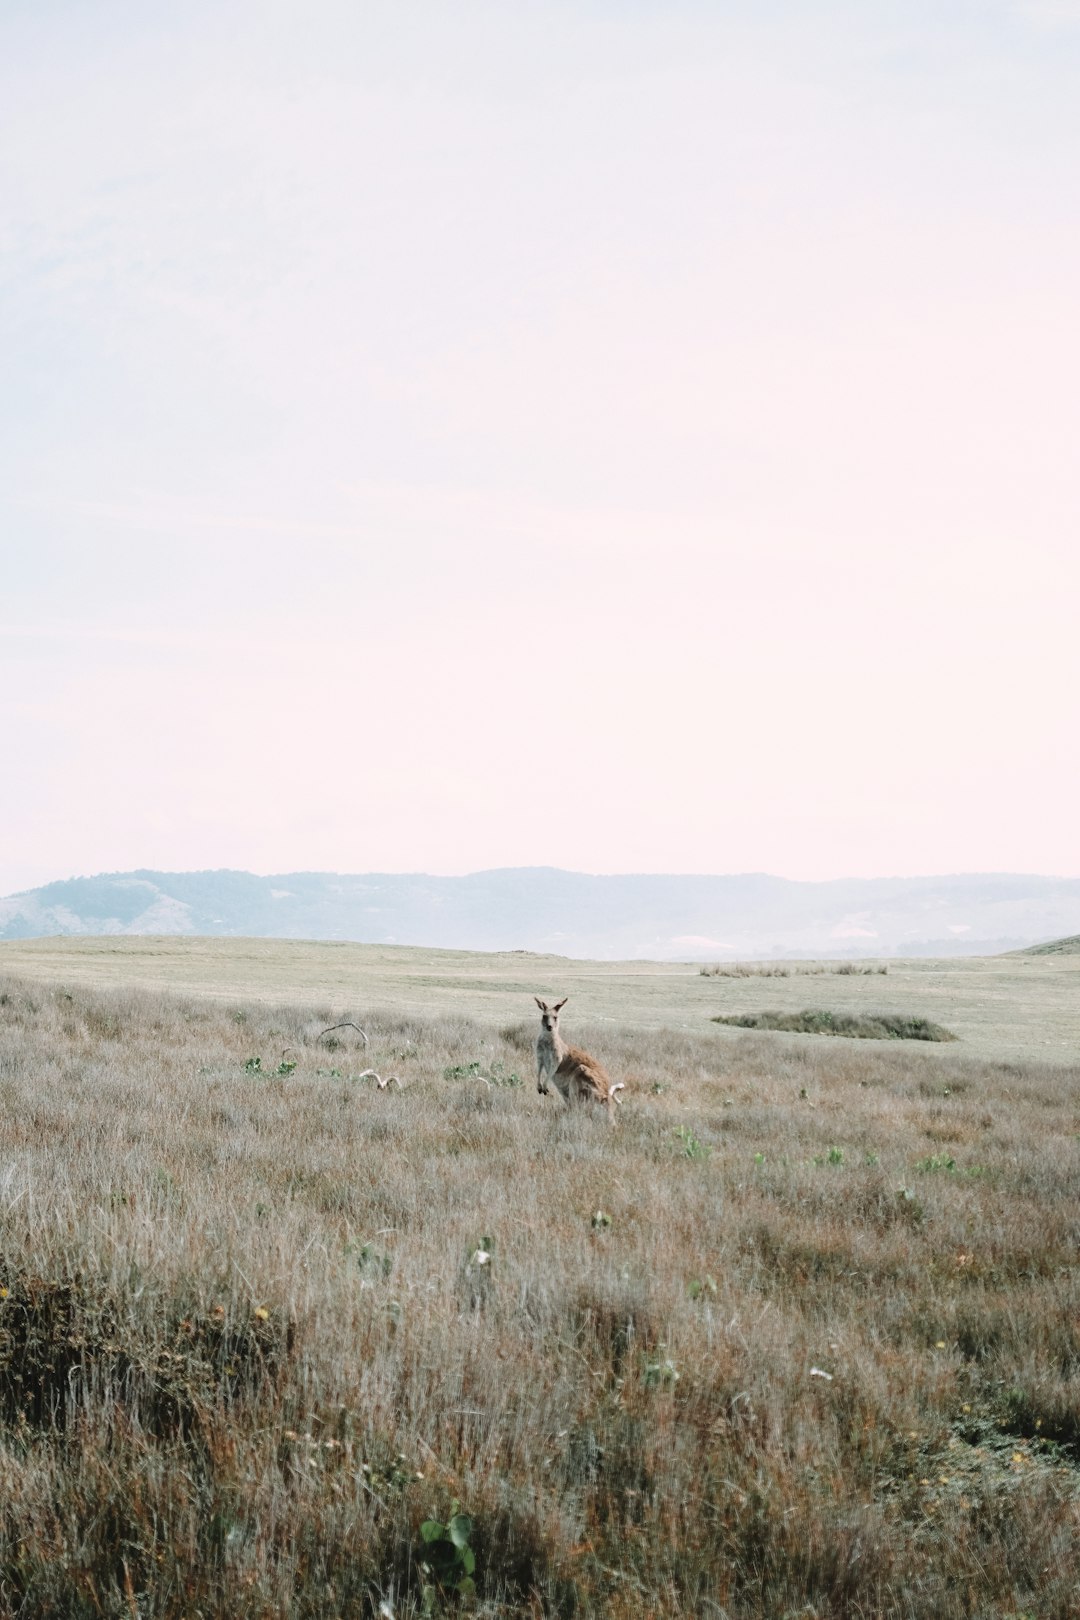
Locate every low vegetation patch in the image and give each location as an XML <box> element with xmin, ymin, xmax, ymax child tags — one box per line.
<box><xmin>0</xmin><ymin>973</ymin><xmax>1075</xmax><ymax>1616</ymax></box>
<box><xmin>712</xmin><ymin>1007</ymin><xmax>959</xmax><ymax>1041</ymax></box>
<box><xmin>700</xmin><ymin>960</ymin><xmax>888</xmax><ymax>977</ymax></box>
<box><xmin>443</xmin><ymin>1057</ymin><xmax>522</xmax><ymax>1087</ymax></box>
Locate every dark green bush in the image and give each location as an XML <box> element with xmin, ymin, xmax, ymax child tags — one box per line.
<box><xmin>712</xmin><ymin>1008</ymin><xmax>958</xmax><ymax>1041</ymax></box>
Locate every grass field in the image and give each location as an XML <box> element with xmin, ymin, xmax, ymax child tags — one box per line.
<box><xmin>0</xmin><ymin>938</ymin><xmax>1078</xmax><ymax>1616</ymax></box>
<box><xmin>2</xmin><ymin>933</ymin><xmax>1078</xmax><ymax>1064</ymax></box>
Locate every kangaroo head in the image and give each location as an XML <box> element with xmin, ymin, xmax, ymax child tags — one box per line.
<box><xmin>534</xmin><ymin>996</ymin><xmax>567</xmax><ymax>1036</ymax></box>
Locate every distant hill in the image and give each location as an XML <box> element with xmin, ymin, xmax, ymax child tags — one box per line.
<box><xmin>1016</xmin><ymin>934</ymin><xmax>1080</xmax><ymax>956</ymax></box>
<box><xmin>2</xmin><ymin>868</ymin><xmax>1079</xmax><ymax>961</ymax></box>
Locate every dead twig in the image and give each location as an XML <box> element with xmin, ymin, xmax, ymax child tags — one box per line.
<box><xmin>318</xmin><ymin>1022</ymin><xmax>369</xmax><ymax>1047</ymax></box>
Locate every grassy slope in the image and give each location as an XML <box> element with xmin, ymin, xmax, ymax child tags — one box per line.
<box><xmin>1018</xmin><ymin>934</ymin><xmax>1080</xmax><ymax>956</ymax></box>
<box><xmin>0</xmin><ymin>947</ymin><xmax>1079</xmax><ymax>1616</ymax></box>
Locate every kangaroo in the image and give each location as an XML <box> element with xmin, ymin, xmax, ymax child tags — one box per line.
<box><xmin>534</xmin><ymin>997</ymin><xmax>624</xmax><ymax>1119</ymax></box>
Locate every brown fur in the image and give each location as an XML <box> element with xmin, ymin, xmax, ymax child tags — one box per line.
<box><xmin>555</xmin><ymin>1045</ymin><xmax>614</xmax><ymax>1106</ymax></box>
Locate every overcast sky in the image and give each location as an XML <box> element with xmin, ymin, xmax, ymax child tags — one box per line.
<box><xmin>2</xmin><ymin>0</ymin><xmax>1078</xmax><ymax>894</ymax></box>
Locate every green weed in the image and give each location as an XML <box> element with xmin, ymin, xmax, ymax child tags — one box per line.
<box><xmin>419</xmin><ymin>1502</ymin><xmax>477</xmax><ymax>1609</ymax></box>
<box><xmin>673</xmin><ymin>1124</ymin><xmax>710</xmax><ymax>1160</ymax></box>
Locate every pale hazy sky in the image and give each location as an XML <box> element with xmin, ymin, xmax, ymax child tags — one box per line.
<box><xmin>3</xmin><ymin>0</ymin><xmax>1078</xmax><ymax>894</ymax></box>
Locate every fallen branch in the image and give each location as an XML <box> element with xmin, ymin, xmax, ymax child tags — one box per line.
<box><xmin>357</xmin><ymin>1069</ymin><xmax>402</xmax><ymax>1091</ymax></box>
<box><xmin>318</xmin><ymin>1022</ymin><xmax>369</xmax><ymax>1047</ymax></box>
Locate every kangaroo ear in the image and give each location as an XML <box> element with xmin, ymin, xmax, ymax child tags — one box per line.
<box><xmin>535</xmin><ymin>997</ymin><xmax>548</xmax><ymax>1011</ymax></box>
<box><xmin>554</xmin><ymin>997</ymin><xmax>568</xmax><ymax>1011</ymax></box>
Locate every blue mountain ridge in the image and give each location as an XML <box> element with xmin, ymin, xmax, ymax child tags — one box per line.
<box><xmin>2</xmin><ymin>868</ymin><xmax>1078</xmax><ymax>960</ymax></box>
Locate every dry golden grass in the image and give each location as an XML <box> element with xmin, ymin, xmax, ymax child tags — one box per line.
<box><xmin>0</xmin><ymin>963</ymin><xmax>1078</xmax><ymax>1617</ymax></box>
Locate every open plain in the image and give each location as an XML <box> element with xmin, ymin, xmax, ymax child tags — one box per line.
<box><xmin>0</xmin><ymin>937</ymin><xmax>1078</xmax><ymax>1616</ymax></box>
<box><xmin>2</xmin><ymin>932</ymin><xmax>1078</xmax><ymax>1063</ymax></box>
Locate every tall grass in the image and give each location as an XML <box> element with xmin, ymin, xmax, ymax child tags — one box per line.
<box><xmin>0</xmin><ymin>975</ymin><xmax>1078</xmax><ymax>1617</ymax></box>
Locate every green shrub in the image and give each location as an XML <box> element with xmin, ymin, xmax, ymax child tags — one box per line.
<box><xmin>712</xmin><ymin>1009</ymin><xmax>958</xmax><ymax>1041</ymax></box>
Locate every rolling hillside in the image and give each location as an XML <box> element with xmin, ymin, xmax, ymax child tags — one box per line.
<box><xmin>3</xmin><ymin>867</ymin><xmax>1079</xmax><ymax>960</ymax></box>
<box><xmin>1018</xmin><ymin>934</ymin><xmax>1080</xmax><ymax>956</ymax></box>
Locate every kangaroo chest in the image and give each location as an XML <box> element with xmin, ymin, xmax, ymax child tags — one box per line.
<box><xmin>536</xmin><ymin>1031</ymin><xmax>564</xmax><ymax>1084</ymax></box>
